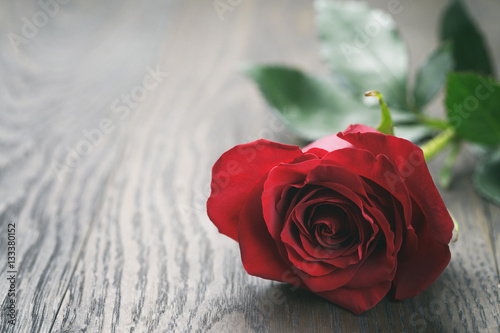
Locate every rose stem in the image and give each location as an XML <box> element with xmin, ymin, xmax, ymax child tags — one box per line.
<box><xmin>364</xmin><ymin>90</ymin><xmax>394</xmax><ymax>136</ymax></box>
<box><xmin>421</xmin><ymin>127</ymin><xmax>457</xmax><ymax>162</ymax></box>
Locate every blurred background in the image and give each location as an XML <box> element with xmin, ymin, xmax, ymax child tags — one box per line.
<box><xmin>1</xmin><ymin>0</ymin><xmax>499</xmax><ymax>332</ymax></box>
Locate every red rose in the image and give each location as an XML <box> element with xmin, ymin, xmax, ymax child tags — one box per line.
<box><xmin>207</xmin><ymin>124</ymin><xmax>454</xmax><ymax>314</ymax></box>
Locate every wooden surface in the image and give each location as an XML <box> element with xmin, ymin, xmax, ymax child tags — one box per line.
<box><xmin>1</xmin><ymin>0</ymin><xmax>499</xmax><ymax>332</ymax></box>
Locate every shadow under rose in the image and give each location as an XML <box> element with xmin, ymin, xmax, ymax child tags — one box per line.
<box><xmin>241</xmin><ymin>257</ymin><xmax>496</xmax><ymax>333</ymax></box>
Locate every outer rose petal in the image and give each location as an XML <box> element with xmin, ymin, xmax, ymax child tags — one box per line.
<box><xmin>238</xmin><ymin>178</ymin><xmax>290</xmax><ymax>281</ymax></box>
<box><xmin>317</xmin><ymin>281</ymin><xmax>392</xmax><ymax>315</ymax></box>
<box><xmin>207</xmin><ymin>139</ymin><xmax>302</xmax><ymax>240</ymax></box>
<box><xmin>305</xmin><ymin>148</ymin><xmax>329</xmax><ymax>158</ymax></box>
<box><xmin>342</xmin><ymin>124</ymin><xmax>379</xmax><ymax>135</ymax></box>
<box><xmin>393</xmin><ymin>202</ymin><xmax>451</xmax><ymax>299</ymax></box>
<box><xmin>304</xmin><ymin>124</ymin><xmax>377</xmax><ymax>155</ymax></box>
<box><xmin>303</xmin><ymin>133</ymin><xmax>353</xmax><ymax>152</ymax></box>
<box><xmin>395</xmin><ymin>240</ymin><xmax>451</xmax><ymax>300</ymax></box>
<box><xmin>347</xmin><ymin>247</ymin><xmax>396</xmax><ymax>288</ymax></box>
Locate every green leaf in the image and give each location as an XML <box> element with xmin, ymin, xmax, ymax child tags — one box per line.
<box><xmin>245</xmin><ymin>66</ymin><xmax>432</xmax><ymax>143</ymax></box>
<box><xmin>245</xmin><ymin>65</ymin><xmax>380</xmax><ymax>140</ymax></box>
<box><xmin>440</xmin><ymin>0</ymin><xmax>495</xmax><ymax>76</ymax></box>
<box><xmin>474</xmin><ymin>149</ymin><xmax>500</xmax><ymax>206</ymax></box>
<box><xmin>413</xmin><ymin>42</ymin><xmax>454</xmax><ymax>110</ymax></box>
<box><xmin>315</xmin><ymin>0</ymin><xmax>409</xmax><ymax>109</ymax></box>
<box><xmin>446</xmin><ymin>73</ymin><xmax>500</xmax><ymax>146</ymax></box>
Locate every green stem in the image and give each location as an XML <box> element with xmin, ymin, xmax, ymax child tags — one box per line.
<box><xmin>421</xmin><ymin>127</ymin><xmax>456</xmax><ymax>161</ymax></box>
<box><xmin>416</xmin><ymin>114</ymin><xmax>451</xmax><ymax>130</ymax></box>
<box><xmin>364</xmin><ymin>90</ymin><xmax>394</xmax><ymax>135</ymax></box>
<box><xmin>409</xmin><ymin>102</ymin><xmax>450</xmax><ymax>130</ymax></box>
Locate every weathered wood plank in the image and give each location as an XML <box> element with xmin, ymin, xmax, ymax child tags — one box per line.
<box><xmin>52</xmin><ymin>0</ymin><xmax>500</xmax><ymax>332</ymax></box>
<box><xmin>1</xmin><ymin>0</ymin><xmax>499</xmax><ymax>332</ymax></box>
<box><xmin>0</xmin><ymin>1</ymin><xmax>174</xmax><ymax>332</ymax></box>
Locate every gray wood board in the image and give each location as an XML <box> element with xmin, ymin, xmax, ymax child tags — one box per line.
<box><xmin>0</xmin><ymin>0</ymin><xmax>499</xmax><ymax>332</ymax></box>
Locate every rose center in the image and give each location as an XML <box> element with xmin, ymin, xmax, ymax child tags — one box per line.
<box><xmin>310</xmin><ymin>205</ymin><xmax>351</xmax><ymax>246</ymax></box>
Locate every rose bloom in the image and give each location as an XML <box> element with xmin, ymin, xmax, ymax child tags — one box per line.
<box><xmin>207</xmin><ymin>125</ymin><xmax>454</xmax><ymax>314</ymax></box>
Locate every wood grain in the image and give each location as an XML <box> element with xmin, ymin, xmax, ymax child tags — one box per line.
<box><xmin>0</xmin><ymin>0</ymin><xmax>499</xmax><ymax>332</ymax></box>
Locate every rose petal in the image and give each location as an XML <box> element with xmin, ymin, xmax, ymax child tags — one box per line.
<box><xmin>207</xmin><ymin>139</ymin><xmax>302</xmax><ymax>240</ymax></box>
<box><xmin>304</xmin><ymin>148</ymin><xmax>329</xmax><ymax>159</ymax></box>
<box><xmin>317</xmin><ymin>281</ymin><xmax>392</xmax><ymax>315</ymax></box>
<box><xmin>336</xmin><ymin>130</ymin><xmax>453</xmax><ymax>297</ymax></box>
<box><xmin>290</xmin><ymin>189</ymin><xmax>377</xmax><ymax>267</ymax></box>
<box><xmin>321</xmin><ymin>148</ymin><xmax>413</xmax><ymax>227</ymax></box>
<box><xmin>303</xmin><ymin>133</ymin><xmax>353</xmax><ymax>152</ymax></box>
<box><xmin>297</xmin><ymin>203</ymin><xmax>360</xmax><ymax>263</ymax></box>
<box><xmin>300</xmin><ymin>232</ymin><xmax>349</xmax><ymax>261</ymax></box>
<box><xmin>291</xmin><ymin>191</ymin><xmax>351</xmax><ymax>241</ymax></box>
<box><xmin>306</xmin><ymin>164</ymin><xmax>368</xmax><ymax>197</ymax></box>
<box><xmin>360</xmin><ymin>201</ymin><xmax>395</xmax><ymax>256</ymax></box>
<box><xmin>393</xmin><ymin>201</ymin><xmax>451</xmax><ymax>299</ymax></box>
<box><xmin>362</xmin><ymin>179</ymin><xmax>405</xmax><ymax>254</ymax></box>
<box><xmin>289</xmin><ymin>188</ymin><xmax>326</xmax><ymax>238</ymax></box>
<box><xmin>262</xmin><ymin>159</ymin><xmax>322</xmax><ymax>239</ymax></box>
<box><xmin>347</xmin><ymin>247</ymin><xmax>397</xmax><ymax>288</ymax></box>
<box><xmin>342</xmin><ymin>124</ymin><xmax>379</xmax><ymax>135</ymax></box>
<box><xmin>238</xmin><ymin>178</ymin><xmax>290</xmax><ymax>281</ymax></box>
<box><xmin>300</xmin><ymin>262</ymin><xmax>361</xmax><ymax>292</ymax></box>
<box><xmin>283</xmin><ymin>242</ymin><xmax>337</xmax><ymax>277</ymax></box>
<box><xmin>337</xmin><ymin>131</ymin><xmax>453</xmax><ymax>244</ymax></box>
<box><xmin>394</xmin><ymin>240</ymin><xmax>451</xmax><ymax>300</ymax></box>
